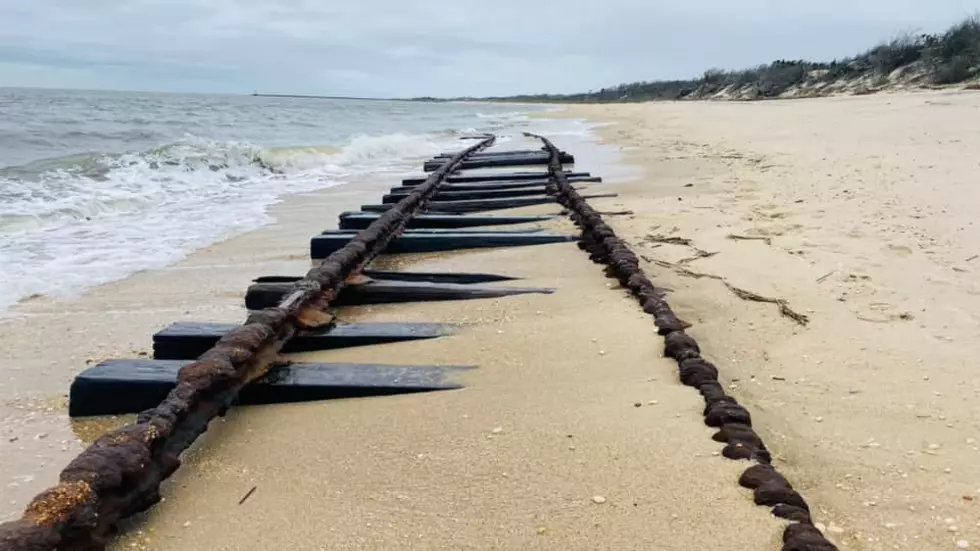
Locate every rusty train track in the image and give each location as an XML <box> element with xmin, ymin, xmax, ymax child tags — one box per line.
<box><xmin>528</xmin><ymin>132</ymin><xmax>838</xmax><ymax>551</ymax></box>
<box><xmin>0</xmin><ymin>137</ymin><xmax>495</xmax><ymax>550</ymax></box>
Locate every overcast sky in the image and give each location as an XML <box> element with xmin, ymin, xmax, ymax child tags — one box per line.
<box><xmin>0</xmin><ymin>1</ymin><xmax>976</xmax><ymax>97</ymax></box>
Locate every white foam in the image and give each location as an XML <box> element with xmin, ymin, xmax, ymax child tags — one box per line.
<box><xmin>0</xmin><ymin>131</ymin><xmax>470</xmax><ymax>313</ymax></box>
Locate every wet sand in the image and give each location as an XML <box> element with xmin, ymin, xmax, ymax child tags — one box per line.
<box><xmin>0</xmin><ymin>174</ymin><xmax>396</xmax><ymax>519</ymax></box>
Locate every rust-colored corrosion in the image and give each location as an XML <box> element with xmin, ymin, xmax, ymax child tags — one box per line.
<box><xmin>528</xmin><ymin>133</ymin><xmax>838</xmax><ymax>551</ymax></box>
<box><xmin>0</xmin><ymin>137</ymin><xmax>495</xmax><ymax>550</ymax></box>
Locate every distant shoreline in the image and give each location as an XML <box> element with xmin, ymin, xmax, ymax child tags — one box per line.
<box><xmin>251</xmin><ymin>93</ymin><xmax>445</xmax><ymax>102</ymax></box>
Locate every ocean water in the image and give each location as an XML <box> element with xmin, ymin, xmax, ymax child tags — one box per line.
<box><xmin>0</xmin><ymin>88</ymin><xmax>597</xmax><ymax>314</ymax></box>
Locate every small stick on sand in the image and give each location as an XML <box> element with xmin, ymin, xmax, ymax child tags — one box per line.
<box><xmin>645</xmin><ymin>234</ymin><xmax>693</xmax><ymax>246</ymax></box>
<box><xmin>238</xmin><ymin>486</ymin><xmax>258</xmax><ymax>505</ymax></box>
<box><xmin>815</xmin><ymin>271</ymin><xmax>836</xmax><ymax>283</ymax></box>
<box><xmin>678</xmin><ymin>250</ymin><xmax>719</xmax><ymax>265</ymax></box>
<box><xmin>649</xmin><ymin>259</ymin><xmax>724</xmax><ymax>281</ymax></box>
<box><xmin>725</xmin><ymin>285</ymin><xmax>810</xmax><ymax>326</ymax></box>
<box><xmin>966</xmin><ymin>254</ymin><xmax>979</xmax><ymax>262</ymax></box>
<box><xmin>726</xmin><ymin>234</ymin><xmax>773</xmax><ymax>246</ymax></box>
<box><xmin>643</xmin><ymin>234</ymin><xmax>715</xmax><ymax>263</ymax></box>
<box><xmin>598</xmin><ymin>210</ymin><xmax>634</xmax><ymax>216</ymax></box>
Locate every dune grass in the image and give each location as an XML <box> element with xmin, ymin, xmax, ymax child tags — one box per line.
<box><xmin>487</xmin><ymin>16</ymin><xmax>980</xmax><ymax>102</ymax></box>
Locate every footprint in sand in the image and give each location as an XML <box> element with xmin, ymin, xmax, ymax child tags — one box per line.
<box><xmin>752</xmin><ymin>203</ymin><xmax>791</xmax><ymax>221</ymax></box>
<box><xmin>852</xmin><ymin>301</ymin><xmax>914</xmax><ymax>323</ymax></box>
<box><xmin>884</xmin><ymin>243</ymin><xmax>914</xmax><ymax>257</ymax></box>
<box><xmin>749</xmin><ymin>224</ymin><xmax>804</xmax><ymax>238</ymax></box>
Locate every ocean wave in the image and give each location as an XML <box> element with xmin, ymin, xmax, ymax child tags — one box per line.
<box><xmin>0</xmin><ymin>131</ymin><xmax>461</xmax><ymax>312</ymax></box>
<box><xmin>475</xmin><ymin>111</ymin><xmax>530</xmax><ymax>122</ymax></box>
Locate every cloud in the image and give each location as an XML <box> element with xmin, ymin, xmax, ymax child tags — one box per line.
<box><xmin>0</xmin><ymin>0</ymin><xmax>975</xmax><ymax>96</ymax></box>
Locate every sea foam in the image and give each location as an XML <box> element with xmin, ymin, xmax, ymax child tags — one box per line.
<box><xmin>0</xmin><ymin>131</ymin><xmax>463</xmax><ymax>313</ymax></box>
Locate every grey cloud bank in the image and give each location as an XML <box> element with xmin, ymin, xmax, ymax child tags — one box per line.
<box><xmin>0</xmin><ymin>0</ymin><xmax>976</xmax><ymax>96</ymax></box>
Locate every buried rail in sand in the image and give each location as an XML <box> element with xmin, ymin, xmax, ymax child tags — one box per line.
<box><xmin>1</xmin><ymin>131</ymin><xmax>839</xmax><ymax>550</ymax></box>
<box><xmin>526</xmin><ymin>131</ymin><xmax>837</xmax><ymax>551</ymax></box>
<box><xmin>0</xmin><ymin>137</ymin><xmax>496</xmax><ymax>548</ymax></box>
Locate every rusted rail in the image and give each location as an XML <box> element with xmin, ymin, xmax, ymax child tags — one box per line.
<box><xmin>527</xmin><ymin>132</ymin><xmax>837</xmax><ymax>551</ymax></box>
<box><xmin>0</xmin><ymin>137</ymin><xmax>495</xmax><ymax>550</ymax></box>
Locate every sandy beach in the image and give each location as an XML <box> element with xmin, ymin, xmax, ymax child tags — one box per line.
<box><xmin>560</xmin><ymin>90</ymin><xmax>980</xmax><ymax>549</ymax></box>
<box><xmin>3</xmin><ymin>90</ymin><xmax>980</xmax><ymax>550</ymax></box>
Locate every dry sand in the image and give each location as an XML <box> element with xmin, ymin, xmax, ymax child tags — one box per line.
<box><xmin>560</xmin><ymin>90</ymin><xmax>980</xmax><ymax>550</ymax></box>
<box><xmin>3</xmin><ymin>91</ymin><xmax>979</xmax><ymax>550</ymax></box>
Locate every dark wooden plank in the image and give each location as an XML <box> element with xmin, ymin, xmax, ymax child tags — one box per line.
<box><xmin>311</xmin><ymin>232</ymin><xmax>579</xmax><ymax>259</ymax></box>
<box><xmin>153</xmin><ymin>322</ymin><xmax>456</xmax><ymax>360</ymax></box>
<box><xmin>402</xmin><ymin>171</ymin><xmax>591</xmax><ymax>186</ymax></box>
<box><xmin>338</xmin><ymin>212</ymin><xmax>552</xmax><ymax>230</ymax></box>
<box><xmin>322</xmin><ymin>228</ymin><xmax>545</xmax><ymax>235</ymax></box>
<box><xmin>246</xmin><ymin>280</ymin><xmax>554</xmax><ymax>310</ymax></box>
<box><xmin>360</xmin><ymin>193</ymin><xmax>618</xmax><ymax>214</ymax></box>
<box><xmin>423</xmin><ymin>153</ymin><xmax>573</xmax><ymax>172</ymax></box>
<box><xmin>70</xmin><ymin>359</ymin><xmax>473</xmax><ymax>416</ymax></box>
<box><xmin>382</xmin><ymin>186</ymin><xmax>561</xmax><ymax>203</ymax></box>
<box><xmin>390</xmin><ymin>176</ymin><xmax>600</xmax><ymax>193</ymax></box>
<box><xmin>432</xmin><ymin>148</ymin><xmax>550</xmax><ymax>158</ymax></box>
<box><xmin>255</xmin><ymin>270</ymin><xmax>520</xmax><ymax>285</ymax></box>
<box><xmin>428</xmin><ymin>150</ymin><xmax>573</xmax><ymax>161</ymax></box>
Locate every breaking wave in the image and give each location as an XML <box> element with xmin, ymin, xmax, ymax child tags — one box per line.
<box><xmin>0</xmin><ymin>131</ymin><xmax>466</xmax><ymax>312</ymax></box>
